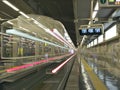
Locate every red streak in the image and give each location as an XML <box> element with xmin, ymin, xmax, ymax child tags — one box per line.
<box><xmin>6</xmin><ymin>54</ymin><xmax>72</xmax><ymax>73</ymax></box>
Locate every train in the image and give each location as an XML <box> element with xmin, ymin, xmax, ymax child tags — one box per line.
<box><xmin>0</xmin><ymin>14</ymin><xmax>74</xmax><ymax>68</ymax></box>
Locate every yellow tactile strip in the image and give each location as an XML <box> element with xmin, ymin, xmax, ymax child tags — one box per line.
<box><xmin>81</xmin><ymin>59</ymin><xmax>108</xmax><ymax>90</ymax></box>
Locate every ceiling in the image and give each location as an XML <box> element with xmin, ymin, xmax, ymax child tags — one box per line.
<box><xmin>0</xmin><ymin>0</ymin><xmax>118</xmax><ymax>47</ymax></box>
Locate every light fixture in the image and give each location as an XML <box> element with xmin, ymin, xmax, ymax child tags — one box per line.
<box><xmin>92</xmin><ymin>11</ymin><xmax>97</xmax><ymax>19</ymax></box>
<box><xmin>19</xmin><ymin>27</ymin><xmax>30</xmax><ymax>32</ymax></box>
<box><xmin>19</xmin><ymin>11</ymin><xmax>30</xmax><ymax>18</ymax></box>
<box><xmin>32</xmin><ymin>32</ymin><xmax>37</xmax><ymax>35</ymax></box>
<box><xmin>7</xmin><ymin>21</ymin><xmax>13</xmax><ymax>25</ymax></box>
<box><xmin>89</xmin><ymin>21</ymin><xmax>91</xmax><ymax>25</ymax></box>
<box><xmin>2</xmin><ymin>0</ymin><xmax>31</xmax><ymax>19</ymax></box>
<box><xmin>2</xmin><ymin>0</ymin><xmax>19</xmax><ymax>11</ymax></box>
<box><xmin>94</xmin><ymin>2</ymin><xmax>99</xmax><ymax>11</ymax></box>
<box><xmin>32</xmin><ymin>18</ymin><xmax>49</xmax><ymax>32</ymax></box>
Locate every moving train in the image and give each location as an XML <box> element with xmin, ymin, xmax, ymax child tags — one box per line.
<box><xmin>0</xmin><ymin>14</ymin><xmax>73</xmax><ymax>69</ymax></box>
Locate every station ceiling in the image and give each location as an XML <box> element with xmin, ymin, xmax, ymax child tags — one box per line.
<box><xmin>0</xmin><ymin>0</ymin><xmax>117</xmax><ymax>47</ymax></box>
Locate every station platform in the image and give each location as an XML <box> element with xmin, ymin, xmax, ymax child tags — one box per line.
<box><xmin>0</xmin><ymin>54</ymin><xmax>120</xmax><ymax>90</ymax></box>
<box><xmin>65</xmin><ymin>58</ymin><xmax>79</xmax><ymax>90</ymax></box>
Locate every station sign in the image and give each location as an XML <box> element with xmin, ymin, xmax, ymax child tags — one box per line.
<box><xmin>99</xmin><ymin>0</ymin><xmax>120</xmax><ymax>7</ymax></box>
<box><xmin>79</xmin><ymin>24</ymin><xmax>104</xmax><ymax>35</ymax></box>
<box><xmin>100</xmin><ymin>0</ymin><xmax>107</xmax><ymax>4</ymax></box>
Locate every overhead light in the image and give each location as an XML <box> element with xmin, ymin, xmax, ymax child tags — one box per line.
<box><xmin>88</xmin><ymin>21</ymin><xmax>91</xmax><ymax>25</ymax></box>
<box><xmin>6</xmin><ymin>29</ymin><xmax>69</xmax><ymax>49</ymax></box>
<box><xmin>7</xmin><ymin>21</ymin><xmax>13</xmax><ymax>25</ymax></box>
<box><xmin>2</xmin><ymin>0</ymin><xmax>19</xmax><ymax>11</ymax></box>
<box><xmin>94</xmin><ymin>2</ymin><xmax>99</xmax><ymax>11</ymax></box>
<box><xmin>32</xmin><ymin>32</ymin><xmax>37</xmax><ymax>35</ymax></box>
<box><xmin>19</xmin><ymin>27</ymin><xmax>30</xmax><ymax>32</ymax></box>
<box><xmin>2</xmin><ymin>0</ymin><xmax>30</xmax><ymax>19</ymax></box>
<box><xmin>19</xmin><ymin>11</ymin><xmax>30</xmax><ymax>18</ymax></box>
<box><xmin>92</xmin><ymin>11</ymin><xmax>97</xmax><ymax>19</ymax></box>
<box><xmin>33</xmin><ymin>19</ymin><xmax>40</xmax><ymax>25</ymax></box>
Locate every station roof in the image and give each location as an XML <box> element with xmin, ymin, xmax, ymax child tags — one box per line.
<box><xmin>0</xmin><ymin>0</ymin><xmax>118</xmax><ymax>47</ymax></box>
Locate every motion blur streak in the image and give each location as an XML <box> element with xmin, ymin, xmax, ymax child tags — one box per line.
<box><xmin>52</xmin><ymin>54</ymin><xmax>75</xmax><ymax>73</ymax></box>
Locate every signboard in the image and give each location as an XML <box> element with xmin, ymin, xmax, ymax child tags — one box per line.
<box><xmin>79</xmin><ymin>24</ymin><xmax>104</xmax><ymax>35</ymax></box>
<box><xmin>100</xmin><ymin>0</ymin><xmax>107</xmax><ymax>4</ymax></box>
<box><xmin>99</xmin><ymin>0</ymin><xmax>120</xmax><ymax>7</ymax></box>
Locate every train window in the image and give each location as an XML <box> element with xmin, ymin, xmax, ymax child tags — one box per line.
<box><xmin>98</xmin><ymin>35</ymin><xmax>103</xmax><ymax>43</ymax></box>
<box><xmin>105</xmin><ymin>25</ymin><xmax>117</xmax><ymax>40</ymax></box>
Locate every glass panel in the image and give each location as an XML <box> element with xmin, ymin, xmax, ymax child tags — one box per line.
<box><xmin>105</xmin><ymin>25</ymin><xmax>117</xmax><ymax>40</ymax></box>
<box><xmin>94</xmin><ymin>39</ymin><xmax>97</xmax><ymax>45</ymax></box>
<box><xmin>98</xmin><ymin>35</ymin><xmax>103</xmax><ymax>43</ymax></box>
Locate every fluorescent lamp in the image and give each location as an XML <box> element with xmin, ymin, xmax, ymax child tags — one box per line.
<box><xmin>33</xmin><ymin>19</ymin><xmax>47</xmax><ymax>30</ymax></box>
<box><xmin>19</xmin><ymin>11</ymin><xmax>30</xmax><ymax>18</ymax></box>
<box><xmin>33</xmin><ymin>19</ymin><xmax>52</xmax><ymax>33</ymax></box>
<box><xmin>32</xmin><ymin>32</ymin><xmax>36</xmax><ymax>35</ymax></box>
<box><xmin>94</xmin><ymin>2</ymin><xmax>99</xmax><ymax>11</ymax></box>
<box><xmin>89</xmin><ymin>21</ymin><xmax>91</xmax><ymax>25</ymax></box>
<box><xmin>2</xmin><ymin>0</ymin><xmax>19</xmax><ymax>11</ymax></box>
<box><xmin>33</xmin><ymin>20</ymin><xmax>40</xmax><ymax>25</ymax></box>
<box><xmin>19</xmin><ymin>27</ymin><xmax>30</xmax><ymax>32</ymax></box>
<box><xmin>92</xmin><ymin>11</ymin><xmax>97</xmax><ymax>19</ymax></box>
<box><xmin>7</xmin><ymin>21</ymin><xmax>13</xmax><ymax>25</ymax></box>
<box><xmin>6</xmin><ymin>29</ymin><xmax>68</xmax><ymax>49</ymax></box>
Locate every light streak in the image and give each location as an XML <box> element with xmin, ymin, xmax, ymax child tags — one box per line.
<box><xmin>52</xmin><ymin>54</ymin><xmax>75</xmax><ymax>73</ymax></box>
<box><xmin>6</xmin><ymin>54</ymin><xmax>71</xmax><ymax>73</ymax></box>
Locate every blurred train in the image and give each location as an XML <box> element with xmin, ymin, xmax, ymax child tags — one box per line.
<box><xmin>0</xmin><ymin>14</ymin><xmax>74</xmax><ymax>68</ymax></box>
